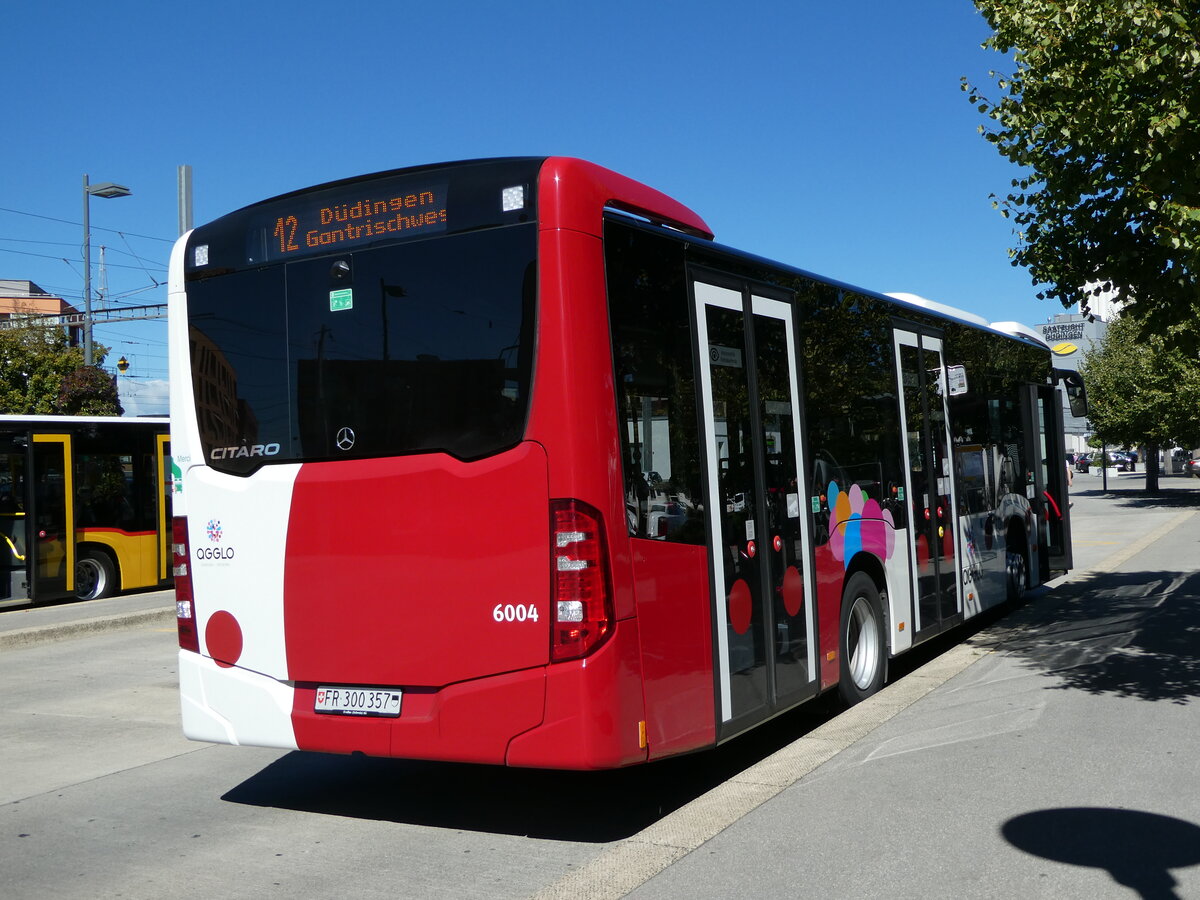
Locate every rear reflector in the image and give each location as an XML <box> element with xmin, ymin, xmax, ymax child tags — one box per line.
<box><xmin>550</xmin><ymin>499</ymin><xmax>613</xmax><ymax>662</ymax></box>
<box><xmin>172</xmin><ymin>516</ymin><xmax>199</xmax><ymax>652</ymax></box>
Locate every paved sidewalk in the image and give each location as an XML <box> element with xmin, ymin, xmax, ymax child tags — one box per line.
<box><xmin>0</xmin><ymin>588</ymin><xmax>174</xmax><ymax>650</ymax></box>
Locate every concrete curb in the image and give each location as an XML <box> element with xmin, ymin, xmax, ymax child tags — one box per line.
<box><xmin>0</xmin><ymin>606</ymin><xmax>175</xmax><ymax>651</ymax></box>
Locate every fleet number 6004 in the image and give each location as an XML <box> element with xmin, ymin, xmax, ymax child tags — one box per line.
<box><xmin>493</xmin><ymin>603</ymin><xmax>539</xmax><ymax>623</ymax></box>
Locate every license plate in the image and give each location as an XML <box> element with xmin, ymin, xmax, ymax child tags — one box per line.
<box><xmin>314</xmin><ymin>686</ymin><xmax>402</xmax><ymax>717</ymax></box>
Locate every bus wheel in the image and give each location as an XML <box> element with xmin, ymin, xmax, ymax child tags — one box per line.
<box><xmin>76</xmin><ymin>550</ymin><xmax>116</xmax><ymax>601</ymax></box>
<box><xmin>838</xmin><ymin>572</ymin><xmax>887</xmax><ymax>705</ymax></box>
<box><xmin>1006</xmin><ymin>547</ymin><xmax>1027</xmax><ymax>605</ymax></box>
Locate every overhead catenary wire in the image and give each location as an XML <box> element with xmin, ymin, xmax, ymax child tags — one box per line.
<box><xmin>0</xmin><ymin>205</ymin><xmax>174</xmax><ymax>243</ymax></box>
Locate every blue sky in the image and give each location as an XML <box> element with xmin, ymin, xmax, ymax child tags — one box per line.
<box><xmin>3</xmin><ymin>1</ymin><xmax>1053</xmax><ymax>416</ymax></box>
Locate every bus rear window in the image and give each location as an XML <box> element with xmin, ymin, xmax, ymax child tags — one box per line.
<box><xmin>187</xmin><ymin>224</ymin><xmax>537</xmax><ymax>473</ymax></box>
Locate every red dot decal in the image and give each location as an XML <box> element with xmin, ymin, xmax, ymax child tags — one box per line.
<box><xmin>729</xmin><ymin>579</ymin><xmax>752</xmax><ymax>634</ymax></box>
<box><xmin>205</xmin><ymin>610</ymin><xmax>243</xmax><ymax>668</ymax></box>
<box><xmin>783</xmin><ymin>565</ymin><xmax>804</xmax><ymax>617</ymax></box>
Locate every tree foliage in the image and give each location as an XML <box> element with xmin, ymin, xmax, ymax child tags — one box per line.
<box><xmin>1079</xmin><ymin>314</ymin><xmax>1200</xmax><ymax>449</ymax></box>
<box><xmin>0</xmin><ymin>323</ymin><xmax>122</xmax><ymax>416</ymax></box>
<box><xmin>57</xmin><ymin>365</ymin><xmax>124</xmax><ymax>416</ymax></box>
<box><xmin>966</xmin><ymin>1</ymin><xmax>1200</xmax><ymax>346</ymax></box>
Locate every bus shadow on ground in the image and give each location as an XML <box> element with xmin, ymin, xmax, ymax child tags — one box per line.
<box><xmin>217</xmin><ymin>579</ymin><xmax>1124</xmax><ymax>841</ymax></box>
<box><xmin>974</xmin><ymin>570</ymin><xmax>1200</xmax><ymax>705</ymax></box>
<box><xmin>220</xmin><ymin>694</ymin><xmax>841</xmax><ymax>842</ymax></box>
<box><xmin>219</xmin><ymin>601</ymin><xmax>1012</xmax><ymax>840</ymax></box>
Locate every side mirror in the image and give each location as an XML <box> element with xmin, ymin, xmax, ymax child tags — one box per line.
<box><xmin>1055</xmin><ymin>368</ymin><xmax>1089</xmax><ymax>418</ymax></box>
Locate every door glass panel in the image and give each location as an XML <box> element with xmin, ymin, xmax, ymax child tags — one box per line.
<box><xmin>31</xmin><ymin>439</ymin><xmax>69</xmax><ymax>597</ymax></box>
<box><xmin>706</xmin><ymin>303</ymin><xmax>768</xmax><ymax>717</ymax></box>
<box><xmin>923</xmin><ymin>345</ymin><xmax>958</xmax><ymax>622</ymax></box>
<box><xmin>754</xmin><ymin>313</ymin><xmax>809</xmax><ymax>697</ymax></box>
<box><xmin>1036</xmin><ymin>386</ymin><xmax>1070</xmax><ymax>567</ymax></box>
<box><xmin>899</xmin><ymin>336</ymin><xmax>959</xmax><ymax>632</ymax></box>
<box><xmin>160</xmin><ymin>437</ymin><xmax>172</xmax><ymax>581</ymax></box>
<box><xmin>0</xmin><ymin>447</ymin><xmax>27</xmax><ymax>601</ymax></box>
<box><xmin>900</xmin><ymin>343</ymin><xmax>937</xmax><ymax>629</ymax></box>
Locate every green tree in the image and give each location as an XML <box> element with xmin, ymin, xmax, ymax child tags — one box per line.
<box><xmin>1079</xmin><ymin>315</ymin><xmax>1200</xmax><ymax>489</ymax></box>
<box><xmin>57</xmin><ymin>365</ymin><xmax>124</xmax><ymax>416</ymax></box>
<box><xmin>0</xmin><ymin>322</ymin><xmax>121</xmax><ymax>415</ymax></box>
<box><xmin>966</xmin><ymin>1</ymin><xmax>1200</xmax><ymax>348</ymax></box>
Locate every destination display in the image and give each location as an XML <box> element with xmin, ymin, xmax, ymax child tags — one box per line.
<box><xmin>252</xmin><ymin>180</ymin><xmax>448</xmax><ymax>261</ymax></box>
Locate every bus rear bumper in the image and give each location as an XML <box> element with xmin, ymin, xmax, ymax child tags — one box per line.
<box><xmin>179</xmin><ymin>618</ymin><xmax>649</xmax><ymax>769</ymax></box>
<box><xmin>179</xmin><ymin>650</ymin><xmax>299</xmax><ymax>749</ymax></box>
<box><xmin>289</xmin><ymin>667</ymin><xmax>547</xmax><ymax>764</ymax></box>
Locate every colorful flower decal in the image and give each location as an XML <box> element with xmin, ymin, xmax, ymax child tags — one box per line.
<box><xmin>206</xmin><ymin>519</ymin><xmax>222</xmax><ymax>542</ymax></box>
<box><xmin>827</xmin><ymin>482</ymin><xmax>894</xmax><ymax>568</ymax></box>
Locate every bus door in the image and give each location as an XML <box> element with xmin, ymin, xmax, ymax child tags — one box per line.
<box><xmin>28</xmin><ymin>434</ymin><xmax>74</xmax><ymax>600</ymax></box>
<box><xmin>156</xmin><ymin>433</ymin><xmax>172</xmax><ymax>583</ymax></box>
<box><xmin>0</xmin><ymin>432</ymin><xmax>29</xmax><ymax>604</ymax></box>
<box><xmin>693</xmin><ymin>275</ymin><xmax>818</xmax><ymax>734</ymax></box>
<box><xmin>1026</xmin><ymin>383</ymin><xmax>1073</xmax><ymax>577</ymax></box>
<box><xmin>893</xmin><ymin>328</ymin><xmax>962</xmax><ymax>636</ymax></box>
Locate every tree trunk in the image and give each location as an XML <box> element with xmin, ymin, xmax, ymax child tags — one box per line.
<box><xmin>1145</xmin><ymin>443</ymin><xmax>1160</xmax><ymax>493</ymax></box>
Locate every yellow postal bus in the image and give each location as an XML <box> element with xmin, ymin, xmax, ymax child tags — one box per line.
<box><xmin>0</xmin><ymin>415</ymin><xmax>172</xmax><ymax>606</ymax></box>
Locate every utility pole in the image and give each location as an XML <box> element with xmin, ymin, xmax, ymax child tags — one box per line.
<box><xmin>178</xmin><ymin>165</ymin><xmax>193</xmax><ymax>236</ymax></box>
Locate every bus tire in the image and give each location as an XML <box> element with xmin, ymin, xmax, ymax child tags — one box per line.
<box><xmin>76</xmin><ymin>549</ymin><xmax>116</xmax><ymax>601</ymax></box>
<box><xmin>1006</xmin><ymin>548</ymin><xmax>1027</xmax><ymax>605</ymax></box>
<box><xmin>1006</xmin><ymin>525</ymin><xmax>1027</xmax><ymax>605</ymax></box>
<box><xmin>838</xmin><ymin>572</ymin><xmax>887</xmax><ymax>705</ymax></box>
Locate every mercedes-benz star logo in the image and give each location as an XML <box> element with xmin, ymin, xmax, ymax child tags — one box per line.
<box><xmin>335</xmin><ymin>426</ymin><xmax>356</xmax><ymax>451</ymax></box>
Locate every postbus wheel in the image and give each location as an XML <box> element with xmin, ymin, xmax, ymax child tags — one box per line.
<box><xmin>838</xmin><ymin>572</ymin><xmax>887</xmax><ymax>706</ymax></box>
<box><xmin>76</xmin><ymin>549</ymin><xmax>116</xmax><ymax>601</ymax></box>
<box><xmin>1006</xmin><ymin>525</ymin><xmax>1028</xmax><ymax>605</ymax></box>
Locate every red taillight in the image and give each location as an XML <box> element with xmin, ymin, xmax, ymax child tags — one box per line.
<box><xmin>550</xmin><ymin>499</ymin><xmax>613</xmax><ymax>662</ymax></box>
<box><xmin>172</xmin><ymin>516</ymin><xmax>198</xmax><ymax>652</ymax></box>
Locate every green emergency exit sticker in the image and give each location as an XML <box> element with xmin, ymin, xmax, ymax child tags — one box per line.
<box><xmin>811</xmin><ymin>496</ymin><xmax>821</xmax><ymax>513</ymax></box>
<box><xmin>898</xmin><ymin>487</ymin><xmax>906</xmax><ymax>501</ymax></box>
<box><xmin>330</xmin><ymin>288</ymin><xmax>354</xmax><ymax>311</ymax></box>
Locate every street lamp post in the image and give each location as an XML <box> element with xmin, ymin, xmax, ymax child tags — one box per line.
<box><xmin>82</xmin><ymin>175</ymin><xmax>132</xmax><ymax>366</ymax></box>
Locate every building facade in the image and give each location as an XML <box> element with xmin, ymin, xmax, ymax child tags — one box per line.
<box><xmin>1034</xmin><ymin>313</ymin><xmax>1108</xmax><ymax>455</ymax></box>
<box><xmin>0</xmin><ymin>280</ymin><xmax>84</xmax><ymax>345</ymax></box>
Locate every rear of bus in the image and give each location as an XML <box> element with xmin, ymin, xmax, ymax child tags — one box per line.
<box><xmin>169</xmin><ymin>157</ymin><xmax>712</xmax><ymax>769</ymax></box>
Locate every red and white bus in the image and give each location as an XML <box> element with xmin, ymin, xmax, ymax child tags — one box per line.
<box><xmin>169</xmin><ymin>157</ymin><xmax>1078</xmax><ymax>769</ymax></box>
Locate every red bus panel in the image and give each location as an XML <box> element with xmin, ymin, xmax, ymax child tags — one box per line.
<box><xmin>282</xmin><ymin>442</ymin><xmax>550</xmax><ymax>686</ymax></box>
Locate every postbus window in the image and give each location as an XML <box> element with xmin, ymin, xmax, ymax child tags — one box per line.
<box><xmin>605</xmin><ymin>220</ymin><xmax>705</xmax><ymax>545</ymax></box>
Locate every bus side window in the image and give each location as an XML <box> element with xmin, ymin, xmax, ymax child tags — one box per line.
<box><xmin>606</xmin><ymin>220</ymin><xmax>704</xmax><ymax>545</ymax></box>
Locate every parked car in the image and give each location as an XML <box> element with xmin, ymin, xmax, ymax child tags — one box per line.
<box><xmin>1087</xmin><ymin>450</ymin><xmax>1133</xmax><ymax>471</ymax></box>
<box><xmin>1186</xmin><ymin>457</ymin><xmax>1200</xmax><ymax>479</ymax></box>
<box><xmin>648</xmin><ymin>499</ymin><xmax>688</xmax><ymax>537</ymax></box>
